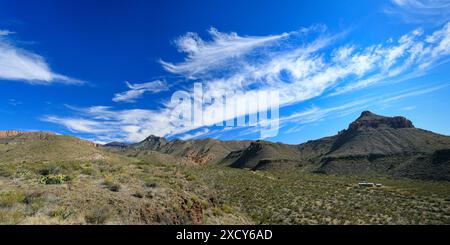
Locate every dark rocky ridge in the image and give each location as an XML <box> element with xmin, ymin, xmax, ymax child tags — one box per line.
<box><xmin>106</xmin><ymin>136</ymin><xmax>251</xmax><ymax>165</ymax></box>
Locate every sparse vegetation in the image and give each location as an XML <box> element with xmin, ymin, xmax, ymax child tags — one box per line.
<box><xmin>0</xmin><ymin>191</ymin><xmax>25</xmax><ymax>208</ymax></box>
<box><xmin>190</xmin><ymin>166</ymin><xmax>450</xmax><ymax>224</ymax></box>
<box><xmin>84</xmin><ymin>206</ymin><xmax>111</xmax><ymax>224</ymax></box>
<box><xmin>0</xmin><ymin>130</ymin><xmax>448</xmax><ymax>225</ymax></box>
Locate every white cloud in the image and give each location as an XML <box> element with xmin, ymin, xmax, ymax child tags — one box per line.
<box><xmin>275</xmin><ymin>83</ymin><xmax>450</xmax><ymax>134</ymax></box>
<box><xmin>45</xmin><ymin>24</ymin><xmax>450</xmax><ymax>142</ymax></box>
<box><xmin>0</xmin><ymin>30</ymin><xmax>14</xmax><ymax>36</ymax></box>
<box><xmin>8</xmin><ymin>99</ymin><xmax>22</xmax><ymax>106</ymax></box>
<box><xmin>332</xmin><ymin>23</ymin><xmax>450</xmax><ymax>95</ymax></box>
<box><xmin>113</xmin><ymin>80</ymin><xmax>168</xmax><ymax>102</ymax></box>
<box><xmin>178</xmin><ymin>128</ymin><xmax>210</xmax><ymax>140</ymax></box>
<box><xmin>401</xmin><ymin>106</ymin><xmax>417</xmax><ymax>111</ymax></box>
<box><xmin>385</xmin><ymin>0</ymin><xmax>450</xmax><ymax>24</ymax></box>
<box><xmin>160</xmin><ymin>27</ymin><xmax>290</xmax><ymax>78</ymax></box>
<box><xmin>0</xmin><ymin>29</ymin><xmax>82</xmax><ymax>84</ymax></box>
<box><xmin>43</xmin><ymin>116</ymin><xmax>110</xmax><ymax>134</ymax></box>
<box><xmin>42</xmin><ymin>105</ymin><xmax>185</xmax><ymax>142</ymax></box>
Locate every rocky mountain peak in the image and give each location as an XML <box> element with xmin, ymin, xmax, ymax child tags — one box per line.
<box><xmin>143</xmin><ymin>135</ymin><xmax>168</xmax><ymax>144</ymax></box>
<box><xmin>348</xmin><ymin>111</ymin><xmax>414</xmax><ymax>130</ymax></box>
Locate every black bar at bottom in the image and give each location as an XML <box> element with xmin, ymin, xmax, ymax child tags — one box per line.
<box><xmin>0</xmin><ymin>225</ymin><xmax>448</xmax><ymax>243</ymax></box>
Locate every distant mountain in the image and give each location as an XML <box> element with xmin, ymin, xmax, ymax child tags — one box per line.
<box><xmin>101</xmin><ymin>111</ymin><xmax>450</xmax><ymax>180</ymax></box>
<box><xmin>220</xmin><ymin>141</ymin><xmax>302</xmax><ymax>169</ymax></box>
<box><xmin>1</xmin><ymin>111</ymin><xmax>449</xmax><ymax>181</ymax></box>
<box><xmin>222</xmin><ymin>111</ymin><xmax>450</xmax><ymax>180</ymax></box>
<box><xmin>0</xmin><ymin>131</ymin><xmax>127</xmax><ymax>164</ymax></box>
<box><xmin>119</xmin><ymin>135</ymin><xmax>250</xmax><ymax>164</ymax></box>
<box><xmin>314</xmin><ymin>111</ymin><xmax>450</xmax><ymax>180</ymax></box>
<box><xmin>103</xmin><ymin>141</ymin><xmax>128</xmax><ymax>148</ymax></box>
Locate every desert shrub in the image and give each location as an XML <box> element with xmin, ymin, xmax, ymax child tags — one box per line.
<box><xmin>81</xmin><ymin>167</ymin><xmax>96</xmax><ymax>176</ymax></box>
<box><xmin>199</xmin><ymin>199</ymin><xmax>209</xmax><ymax>209</ymax></box>
<box><xmin>133</xmin><ymin>192</ymin><xmax>144</xmax><ymax>198</ymax></box>
<box><xmin>84</xmin><ymin>207</ymin><xmax>111</xmax><ymax>224</ymax></box>
<box><xmin>185</xmin><ymin>173</ymin><xmax>196</xmax><ymax>182</ymax></box>
<box><xmin>222</xmin><ymin>204</ymin><xmax>235</xmax><ymax>214</ymax></box>
<box><xmin>23</xmin><ymin>191</ymin><xmax>43</xmax><ymax>205</ymax></box>
<box><xmin>0</xmin><ymin>209</ymin><xmax>24</xmax><ymax>224</ymax></box>
<box><xmin>79</xmin><ymin>163</ymin><xmax>96</xmax><ymax>176</ymax></box>
<box><xmin>40</xmin><ymin>174</ymin><xmax>70</xmax><ymax>185</ymax></box>
<box><xmin>108</xmin><ymin>184</ymin><xmax>121</xmax><ymax>192</ymax></box>
<box><xmin>0</xmin><ymin>191</ymin><xmax>25</xmax><ymax>208</ymax></box>
<box><xmin>144</xmin><ymin>181</ymin><xmax>158</xmax><ymax>188</ymax></box>
<box><xmin>51</xmin><ymin>206</ymin><xmax>75</xmax><ymax>220</ymax></box>
<box><xmin>103</xmin><ymin>176</ymin><xmax>120</xmax><ymax>192</ymax></box>
<box><xmin>212</xmin><ymin>207</ymin><xmax>222</xmax><ymax>216</ymax></box>
<box><xmin>21</xmin><ymin>192</ymin><xmax>45</xmax><ymax>216</ymax></box>
<box><xmin>38</xmin><ymin>165</ymin><xmax>61</xmax><ymax>176</ymax></box>
<box><xmin>0</xmin><ymin>165</ymin><xmax>14</xmax><ymax>177</ymax></box>
<box><xmin>16</xmin><ymin>170</ymin><xmax>33</xmax><ymax>179</ymax></box>
<box><xmin>191</xmin><ymin>194</ymin><xmax>200</xmax><ymax>203</ymax></box>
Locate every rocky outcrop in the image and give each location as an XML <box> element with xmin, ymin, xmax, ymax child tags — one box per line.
<box><xmin>0</xmin><ymin>130</ymin><xmax>56</xmax><ymax>137</ymax></box>
<box><xmin>348</xmin><ymin>111</ymin><xmax>414</xmax><ymax>130</ymax></box>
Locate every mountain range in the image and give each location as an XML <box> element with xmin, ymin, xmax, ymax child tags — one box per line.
<box><xmin>102</xmin><ymin>111</ymin><xmax>450</xmax><ymax>181</ymax></box>
<box><xmin>0</xmin><ymin>111</ymin><xmax>448</xmax><ymax>181</ymax></box>
<box><xmin>1</xmin><ymin>110</ymin><xmax>449</xmax><ymax>225</ymax></box>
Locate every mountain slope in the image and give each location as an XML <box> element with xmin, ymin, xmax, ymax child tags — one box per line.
<box><xmin>223</xmin><ymin>111</ymin><xmax>450</xmax><ymax>180</ymax></box>
<box><xmin>316</xmin><ymin>111</ymin><xmax>450</xmax><ymax>180</ymax></box>
<box><xmin>108</xmin><ymin>136</ymin><xmax>251</xmax><ymax>165</ymax></box>
<box><xmin>0</xmin><ymin>131</ymin><xmax>252</xmax><ymax>225</ymax></box>
<box><xmin>0</xmin><ymin>131</ymin><xmax>128</xmax><ymax>164</ymax></box>
<box><xmin>221</xmin><ymin>141</ymin><xmax>303</xmax><ymax>170</ymax></box>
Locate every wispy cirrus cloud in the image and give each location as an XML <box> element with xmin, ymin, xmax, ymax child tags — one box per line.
<box><xmin>0</xmin><ymin>30</ymin><xmax>14</xmax><ymax>36</ymax></box>
<box><xmin>45</xmin><ymin>23</ymin><xmax>450</xmax><ymax>143</ymax></box>
<box><xmin>43</xmin><ymin>116</ymin><xmax>110</xmax><ymax>134</ymax></box>
<box><xmin>385</xmin><ymin>0</ymin><xmax>450</xmax><ymax>24</ymax></box>
<box><xmin>0</xmin><ymin>29</ymin><xmax>82</xmax><ymax>84</ymax></box>
<box><xmin>160</xmin><ymin>27</ymin><xmax>290</xmax><ymax>79</ymax></box>
<box><xmin>163</xmin><ymin>23</ymin><xmax>450</xmax><ymax>112</ymax></box>
<box><xmin>178</xmin><ymin>128</ymin><xmax>211</xmax><ymax>140</ymax></box>
<box><xmin>113</xmin><ymin>80</ymin><xmax>168</xmax><ymax>103</ymax></box>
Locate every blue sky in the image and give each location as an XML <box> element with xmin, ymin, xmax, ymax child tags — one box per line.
<box><xmin>0</xmin><ymin>0</ymin><xmax>449</xmax><ymax>144</ymax></box>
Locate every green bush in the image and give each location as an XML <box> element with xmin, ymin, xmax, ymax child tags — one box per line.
<box><xmin>40</xmin><ymin>174</ymin><xmax>70</xmax><ymax>185</ymax></box>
